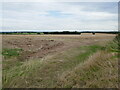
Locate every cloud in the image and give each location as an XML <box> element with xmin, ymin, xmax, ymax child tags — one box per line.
<box><xmin>1</xmin><ymin>2</ymin><xmax>118</xmax><ymax>31</ymax></box>
<box><xmin>1</xmin><ymin>0</ymin><xmax>120</xmax><ymax>2</ymax></box>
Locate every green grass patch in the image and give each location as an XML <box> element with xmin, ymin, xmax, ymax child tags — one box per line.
<box><xmin>106</xmin><ymin>34</ymin><xmax>120</xmax><ymax>53</ymax></box>
<box><xmin>2</xmin><ymin>48</ymin><xmax>23</xmax><ymax>58</ymax></box>
<box><xmin>74</xmin><ymin>45</ymin><xmax>104</xmax><ymax>63</ymax></box>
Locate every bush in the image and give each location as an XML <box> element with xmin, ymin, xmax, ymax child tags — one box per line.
<box><xmin>106</xmin><ymin>34</ymin><xmax>120</xmax><ymax>52</ymax></box>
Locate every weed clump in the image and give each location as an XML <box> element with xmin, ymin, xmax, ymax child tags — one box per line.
<box><xmin>105</xmin><ymin>34</ymin><xmax>120</xmax><ymax>53</ymax></box>
<box><xmin>2</xmin><ymin>48</ymin><xmax>23</xmax><ymax>58</ymax></box>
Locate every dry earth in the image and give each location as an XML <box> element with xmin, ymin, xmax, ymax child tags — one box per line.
<box><xmin>2</xmin><ymin>33</ymin><xmax>118</xmax><ymax>88</ymax></box>
<box><xmin>2</xmin><ymin>33</ymin><xmax>116</xmax><ymax>61</ymax></box>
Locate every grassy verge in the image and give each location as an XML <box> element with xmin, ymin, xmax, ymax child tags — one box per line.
<box><xmin>2</xmin><ymin>48</ymin><xmax>23</xmax><ymax>71</ymax></box>
<box><xmin>105</xmin><ymin>34</ymin><xmax>120</xmax><ymax>53</ymax></box>
<box><xmin>2</xmin><ymin>44</ymin><xmax>104</xmax><ymax>88</ymax></box>
<box><xmin>74</xmin><ymin>45</ymin><xmax>105</xmax><ymax>62</ymax></box>
<box><xmin>56</xmin><ymin>35</ymin><xmax>119</xmax><ymax>88</ymax></box>
<box><xmin>2</xmin><ymin>35</ymin><xmax>119</xmax><ymax>88</ymax></box>
<box><xmin>56</xmin><ymin>51</ymin><xmax>118</xmax><ymax>88</ymax></box>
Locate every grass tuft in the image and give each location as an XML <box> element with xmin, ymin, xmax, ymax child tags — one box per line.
<box><xmin>2</xmin><ymin>48</ymin><xmax>23</xmax><ymax>58</ymax></box>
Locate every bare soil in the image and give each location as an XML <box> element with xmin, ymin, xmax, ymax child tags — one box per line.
<box><xmin>2</xmin><ymin>34</ymin><xmax>116</xmax><ymax>61</ymax></box>
<box><xmin>2</xmin><ymin>34</ymin><xmax>118</xmax><ymax>88</ymax></box>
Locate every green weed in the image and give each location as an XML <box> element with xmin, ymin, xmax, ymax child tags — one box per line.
<box><xmin>2</xmin><ymin>48</ymin><xmax>23</xmax><ymax>58</ymax></box>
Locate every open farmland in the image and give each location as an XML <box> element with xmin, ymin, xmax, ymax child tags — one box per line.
<box><xmin>2</xmin><ymin>33</ymin><xmax>119</xmax><ymax>88</ymax></box>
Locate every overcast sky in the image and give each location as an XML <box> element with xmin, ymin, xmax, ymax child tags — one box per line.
<box><xmin>1</xmin><ymin>2</ymin><xmax>118</xmax><ymax>32</ymax></box>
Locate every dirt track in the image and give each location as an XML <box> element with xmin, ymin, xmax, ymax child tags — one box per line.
<box><xmin>2</xmin><ymin>34</ymin><xmax>116</xmax><ymax>61</ymax></box>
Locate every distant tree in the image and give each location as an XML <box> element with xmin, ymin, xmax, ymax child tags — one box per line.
<box><xmin>37</xmin><ymin>33</ymin><xmax>40</xmax><ymax>34</ymax></box>
<box><xmin>92</xmin><ymin>32</ymin><xmax>95</xmax><ymax>35</ymax></box>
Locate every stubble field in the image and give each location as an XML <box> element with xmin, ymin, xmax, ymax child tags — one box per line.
<box><xmin>2</xmin><ymin>33</ymin><xmax>118</xmax><ymax>88</ymax></box>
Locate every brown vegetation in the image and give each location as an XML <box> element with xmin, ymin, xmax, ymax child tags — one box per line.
<box><xmin>2</xmin><ymin>34</ymin><xmax>118</xmax><ymax>88</ymax></box>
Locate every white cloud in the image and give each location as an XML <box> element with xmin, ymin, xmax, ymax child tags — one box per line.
<box><xmin>1</xmin><ymin>0</ymin><xmax>119</xmax><ymax>2</ymax></box>
<box><xmin>1</xmin><ymin>2</ymin><xmax>118</xmax><ymax>31</ymax></box>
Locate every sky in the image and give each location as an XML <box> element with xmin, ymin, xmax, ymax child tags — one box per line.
<box><xmin>0</xmin><ymin>2</ymin><xmax>118</xmax><ymax>32</ymax></box>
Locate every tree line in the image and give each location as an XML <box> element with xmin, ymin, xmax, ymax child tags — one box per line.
<box><xmin>1</xmin><ymin>31</ymin><xmax>119</xmax><ymax>35</ymax></box>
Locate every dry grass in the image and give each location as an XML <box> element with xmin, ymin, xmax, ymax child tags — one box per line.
<box><xmin>2</xmin><ymin>34</ymin><xmax>118</xmax><ymax>88</ymax></box>
<box><xmin>3</xmin><ymin>45</ymin><xmax>104</xmax><ymax>88</ymax></box>
<box><xmin>56</xmin><ymin>50</ymin><xmax>118</xmax><ymax>88</ymax></box>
